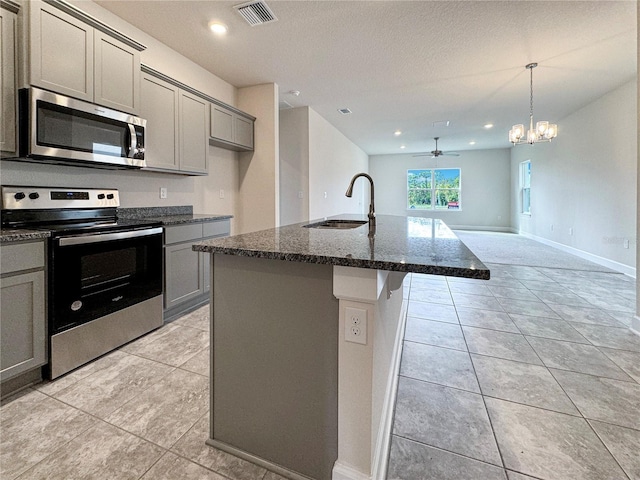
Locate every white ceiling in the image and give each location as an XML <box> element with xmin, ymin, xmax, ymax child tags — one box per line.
<box><xmin>96</xmin><ymin>0</ymin><xmax>637</xmax><ymax>155</ymax></box>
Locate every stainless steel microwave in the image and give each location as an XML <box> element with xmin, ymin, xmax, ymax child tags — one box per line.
<box><xmin>19</xmin><ymin>87</ymin><xmax>146</xmax><ymax>169</ymax></box>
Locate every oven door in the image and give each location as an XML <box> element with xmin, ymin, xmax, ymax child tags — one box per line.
<box><xmin>50</xmin><ymin>227</ymin><xmax>163</xmax><ymax>334</ymax></box>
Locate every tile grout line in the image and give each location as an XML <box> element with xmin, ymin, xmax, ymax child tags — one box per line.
<box><xmin>449</xmin><ymin>282</ymin><xmax>509</xmax><ymax>475</ymax></box>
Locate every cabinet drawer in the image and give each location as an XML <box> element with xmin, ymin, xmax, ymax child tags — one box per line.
<box><xmin>1</xmin><ymin>242</ymin><xmax>45</xmax><ymax>275</ymax></box>
<box><xmin>164</xmin><ymin>224</ymin><xmax>203</xmax><ymax>244</ymax></box>
<box><xmin>202</xmin><ymin>220</ymin><xmax>230</xmax><ymax>238</ymax></box>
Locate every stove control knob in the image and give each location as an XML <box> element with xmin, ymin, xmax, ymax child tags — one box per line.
<box><xmin>97</xmin><ymin>194</ymin><xmax>106</xmax><ymax>200</ymax></box>
<box><xmin>107</xmin><ymin>194</ymin><xmax>115</xmax><ymax>200</ymax></box>
<box><xmin>29</xmin><ymin>192</ymin><xmax>40</xmax><ymax>200</ymax></box>
<box><xmin>14</xmin><ymin>192</ymin><xmax>25</xmax><ymax>201</ymax></box>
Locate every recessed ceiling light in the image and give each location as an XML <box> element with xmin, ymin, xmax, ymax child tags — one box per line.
<box><xmin>209</xmin><ymin>22</ymin><xmax>228</xmax><ymax>34</ymax></box>
<box><xmin>484</xmin><ymin>123</ymin><xmax>494</xmax><ymax>129</ymax></box>
<box><xmin>469</xmin><ymin>141</ymin><xmax>476</xmax><ymax>145</ymax></box>
<box><xmin>400</xmin><ymin>145</ymin><xmax>406</xmax><ymax>149</ymax></box>
<box><xmin>394</xmin><ymin>130</ymin><xmax>402</xmax><ymax>136</ymax></box>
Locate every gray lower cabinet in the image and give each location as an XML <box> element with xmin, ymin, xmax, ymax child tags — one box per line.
<box><xmin>0</xmin><ymin>240</ymin><xmax>47</xmax><ymax>382</ymax></box>
<box><xmin>164</xmin><ymin>220</ymin><xmax>230</xmax><ymax>319</ymax></box>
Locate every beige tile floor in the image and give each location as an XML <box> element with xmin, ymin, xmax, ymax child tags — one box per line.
<box><xmin>388</xmin><ymin>263</ymin><xmax>640</xmax><ymax>480</ymax></box>
<box><xmin>1</xmin><ymin>263</ymin><xmax>638</xmax><ymax>480</ymax></box>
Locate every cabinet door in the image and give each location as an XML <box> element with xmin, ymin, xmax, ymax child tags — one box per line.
<box><xmin>94</xmin><ymin>30</ymin><xmax>140</xmax><ymax>114</ymax></box>
<box><xmin>179</xmin><ymin>90</ymin><xmax>208</xmax><ymax>174</ymax></box>
<box><xmin>210</xmin><ymin>104</ymin><xmax>234</xmax><ymax>143</ymax></box>
<box><xmin>0</xmin><ymin>7</ymin><xmax>17</xmax><ymax>155</ymax></box>
<box><xmin>1</xmin><ymin>271</ymin><xmax>46</xmax><ymax>382</ymax></box>
<box><xmin>141</xmin><ymin>73</ymin><xmax>180</xmax><ymax>171</ymax></box>
<box><xmin>29</xmin><ymin>1</ymin><xmax>93</xmax><ymax>101</ymax></box>
<box><xmin>165</xmin><ymin>242</ymin><xmax>204</xmax><ymax>309</ymax></box>
<box><xmin>234</xmin><ymin>115</ymin><xmax>254</xmax><ymax>150</ymax></box>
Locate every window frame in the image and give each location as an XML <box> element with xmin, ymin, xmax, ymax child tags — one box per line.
<box><xmin>407</xmin><ymin>168</ymin><xmax>462</xmax><ymax>212</ymax></box>
<box><xmin>520</xmin><ymin>160</ymin><xmax>531</xmax><ymax>216</ymax></box>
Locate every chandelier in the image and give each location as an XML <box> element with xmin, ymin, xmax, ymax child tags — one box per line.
<box><xmin>509</xmin><ymin>63</ymin><xmax>558</xmax><ymax>145</ymax></box>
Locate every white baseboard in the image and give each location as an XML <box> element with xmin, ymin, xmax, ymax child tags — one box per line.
<box><xmin>519</xmin><ymin>231</ymin><xmax>636</xmax><ymax>278</ymax></box>
<box><xmin>332</xmin><ymin>462</ymin><xmax>372</xmax><ymax>480</ymax></box>
<box><xmin>449</xmin><ymin>225</ymin><xmax>515</xmax><ymax>233</ymax></box>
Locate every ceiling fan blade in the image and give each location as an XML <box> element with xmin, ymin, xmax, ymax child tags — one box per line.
<box><xmin>442</xmin><ymin>152</ymin><xmax>460</xmax><ymax>156</ymax></box>
<box><xmin>412</xmin><ymin>153</ymin><xmax>433</xmax><ymax>157</ymax></box>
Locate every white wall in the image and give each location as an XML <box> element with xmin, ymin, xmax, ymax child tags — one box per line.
<box><xmin>511</xmin><ymin>80</ymin><xmax>637</xmax><ymax>271</ymax></box>
<box><xmin>237</xmin><ymin>83</ymin><xmax>279</xmax><ymax>234</ymax></box>
<box><xmin>308</xmin><ymin>108</ymin><xmax>369</xmax><ymax>220</ymax></box>
<box><xmin>279</xmin><ymin>107</ymin><xmax>310</xmax><ymax>226</ymax></box>
<box><xmin>2</xmin><ymin>0</ymin><xmax>239</xmax><ymax>229</ymax></box>
<box><xmin>369</xmin><ymin>149</ymin><xmax>511</xmax><ymax>230</ymax></box>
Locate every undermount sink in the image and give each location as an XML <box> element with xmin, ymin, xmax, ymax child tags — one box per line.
<box><xmin>304</xmin><ymin>219</ymin><xmax>368</xmax><ymax>229</ymax></box>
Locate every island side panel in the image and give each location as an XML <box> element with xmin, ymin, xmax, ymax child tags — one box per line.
<box><xmin>210</xmin><ymin>253</ymin><xmax>339</xmax><ymax>480</ymax></box>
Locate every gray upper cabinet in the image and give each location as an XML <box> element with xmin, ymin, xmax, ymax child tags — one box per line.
<box><xmin>140</xmin><ymin>72</ymin><xmax>180</xmax><ymax>172</ymax></box>
<box><xmin>141</xmin><ymin>69</ymin><xmax>207</xmax><ymax>175</ymax></box>
<box><xmin>210</xmin><ymin>103</ymin><xmax>254</xmax><ymax>152</ymax></box>
<box><xmin>1</xmin><ymin>240</ymin><xmax>47</xmax><ymax>382</ymax></box>
<box><xmin>28</xmin><ymin>1</ymin><xmax>143</xmax><ymax>114</ymax></box>
<box><xmin>94</xmin><ymin>30</ymin><xmax>140</xmax><ymax>114</ymax></box>
<box><xmin>179</xmin><ymin>90</ymin><xmax>208</xmax><ymax>174</ymax></box>
<box><xmin>0</xmin><ymin>2</ymin><xmax>18</xmax><ymax>156</ymax></box>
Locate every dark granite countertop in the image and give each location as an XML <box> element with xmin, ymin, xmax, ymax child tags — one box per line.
<box><xmin>117</xmin><ymin>206</ymin><xmax>232</xmax><ymax>226</ymax></box>
<box><xmin>0</xmin><ymin>229</ymin><xmax>51</xmax><ymax>243</ymax></box>
<box><xmin>193</xmin><ymin>214</ymin><xmax>489</xmax><ymax>279</ymax></box>
<box><xmin>147</xmin><ymin>213</ymin><xmax>233</xmax><ymax>226</ymax></box>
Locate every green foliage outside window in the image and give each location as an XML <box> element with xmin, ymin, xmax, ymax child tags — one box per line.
<box><xmin>408</xmin><ymin>169</ymin><xmax>461</xmax><ymax>210</ymax></box>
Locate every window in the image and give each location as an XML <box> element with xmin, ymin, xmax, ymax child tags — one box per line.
<box><xmin>520</xmin><ymin>160</ymin><xmax>531</xmax><ymax>215</ymax></box>
<box><xmin>407</xmin><ymin>168</ymin><xmax>461</xmax><ymax>211</ymax></box>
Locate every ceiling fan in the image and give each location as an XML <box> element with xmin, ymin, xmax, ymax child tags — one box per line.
<box><xmin>413</xmin><ymin>137</ymin><xmax>460</xmax><ymax>158</ymax></box>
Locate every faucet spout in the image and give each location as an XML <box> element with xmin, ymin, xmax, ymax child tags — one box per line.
<box><xmin>345</xmin><ymin>173</ymin><xmax>376</xmax><ymax>228</ymax></box>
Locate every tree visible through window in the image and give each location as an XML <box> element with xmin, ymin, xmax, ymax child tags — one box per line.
<box><xmin>408</xmin><ymin>169</ymin><xmax>461</xmax><ymax>210</ymax></box>
<box><xmin>520</xmin><ymin>160</ymin><xmax>531</xmax><ymax>215</ymax></box>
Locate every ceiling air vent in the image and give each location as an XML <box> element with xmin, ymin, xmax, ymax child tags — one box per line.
<box><xmin>338</xmin><ymin>108</ymin><xmax>352</xmax><ymax>115</ymax></box>
<box><xmin>234</xmin><ymin>1</ymin><xmax>278</xmax><ymax>26</ymax></box>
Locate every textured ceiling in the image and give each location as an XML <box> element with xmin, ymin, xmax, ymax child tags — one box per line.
<box><xmin>96</xmin><ymin>0</ymin><xmax>637</xmax><ymax>155</ymax></box>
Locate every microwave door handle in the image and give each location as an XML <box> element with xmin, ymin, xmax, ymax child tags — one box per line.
<box><xmin>127</xmin><ymin>124</ymin><xmax>136</xmax><ymax>158</ymax></box>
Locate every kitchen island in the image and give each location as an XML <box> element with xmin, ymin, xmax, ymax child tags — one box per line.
<box><xmin>193</xmin><ymin>215</ymin><xmax>488</xmax><ymax>480</ymax></box>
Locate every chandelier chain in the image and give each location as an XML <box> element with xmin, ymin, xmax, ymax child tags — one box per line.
<box><xmin>529</xmin><ymin>65</ymin><xmax>534</xmax><ymax>119</ymax></box>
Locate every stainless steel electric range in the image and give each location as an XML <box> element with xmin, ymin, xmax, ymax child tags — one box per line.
<box><xmin>1</xmin><ymin>186</ymin><xmax>164</xmax><ymax>379</ymax></box>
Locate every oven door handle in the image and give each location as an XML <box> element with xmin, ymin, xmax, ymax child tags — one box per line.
<box><xmin>58</xmin><ymin>227</ymin><xmax>163</xmax><ymax>246</ymax></box>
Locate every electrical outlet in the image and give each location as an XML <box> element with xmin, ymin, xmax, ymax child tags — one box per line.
<box><xmin>345</xmin><ymin>307</ymin><xmax>367</xmax><ymax>345</ymax></box>
<box><xmin>569</xmin><ymin>227</ymin><xmax>573</xmax><ymax>236</ymax></box>
<box><xmin>323</xmin><ymin>192</ymin><xmax>328</xmax><ymax>199</ymax></box>
<box><xmin>550</xmin><ymin>224</ymin><xmax>554</xmax><ymax>232</ymax></box>
<box><xmin>160</xmin><ymin>187</ymin><xmax>167</xmax><ymax>199</ymax></box>
<box><xmin>219</xmin><ymin>189</ymin><xmax>225</xmax><ymax>199</ymax></box>
<box><xmin>298</xmin><ymin>191</ymin><xmax>304</xmax><ymax>199</ymax></box>
<box><xmin>624</xmin><ymin>239</ymin><xmax>630</xmax><ymax>249</ymax></box>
